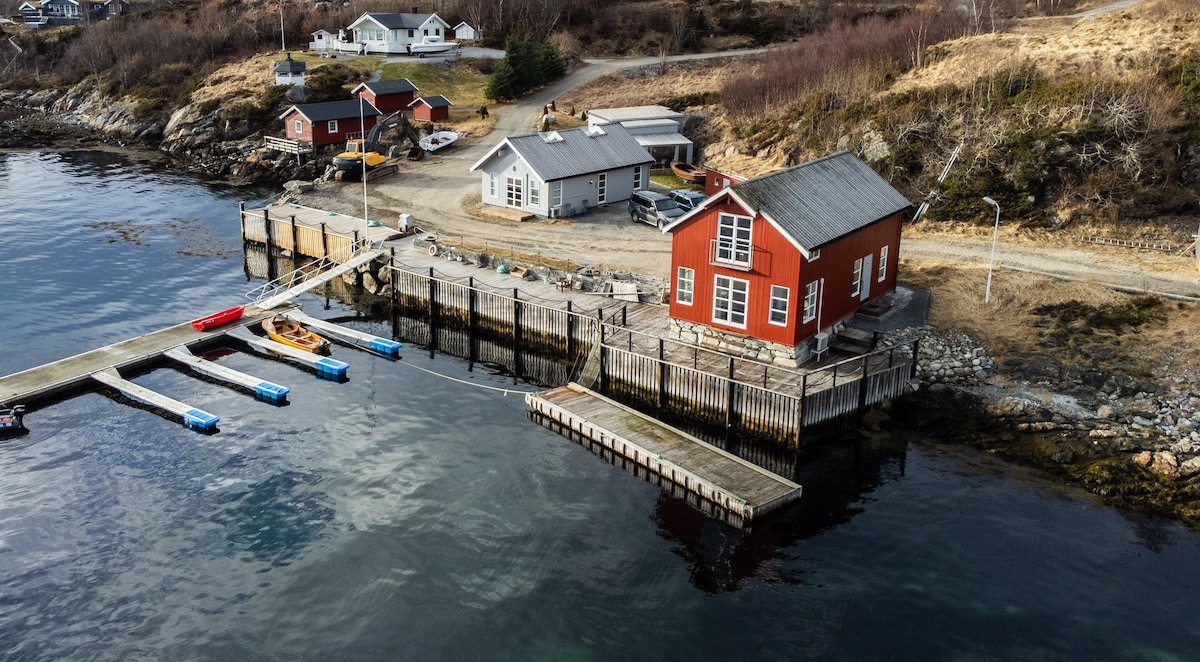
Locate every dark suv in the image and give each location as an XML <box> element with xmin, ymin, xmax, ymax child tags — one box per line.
<box><xmin>628</xmin><ymin>190</ymin><xmax>685</xmax><ymax>228</ymax></box>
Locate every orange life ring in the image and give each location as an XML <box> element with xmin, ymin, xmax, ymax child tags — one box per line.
<box><xmin>428</xmin><ymin>243</ymin><xmax>439</xmax><ymax>256</ymax></box>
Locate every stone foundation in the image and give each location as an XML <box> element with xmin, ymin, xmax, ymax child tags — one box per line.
<box><xmin>667</xmin><ymin>319</ymin><xmax>831</xmax><ymax>368</ymax></box>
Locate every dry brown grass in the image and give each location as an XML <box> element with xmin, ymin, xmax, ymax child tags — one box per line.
<box><xmin>555</xmin><ymin>56</ymin><xmax>759</xmax><ymax>113</ymax></box>
<box><xmin>900</xmin><ymin>258</ymin><xmax>1200</xmax><ymax>385</ymax></box>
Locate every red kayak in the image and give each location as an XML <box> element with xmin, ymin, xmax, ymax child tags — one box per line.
<box><xmin>191</xmin><ymin>305</ymin><xmax>245</xmax><ymax>331</ymax></box>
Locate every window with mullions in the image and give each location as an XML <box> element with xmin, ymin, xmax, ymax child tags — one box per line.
<box><xmin>769</xmin><ymin>285</ymin><xmax>789</xmax><ymax>326</ymax></box>
<box><xmin>713</xmin><ymin>275</ymin><xmax>748</xmax><ymax>328</ymax></box>
<box><xmin>716</xmin><ymin>213</ymin><xmax>752</xmax><ymax>266</ymax></box>
<box><xmin>676</xmin><ymin>267</ymin><xmax>694</xmax><ymax>305</ymax></box>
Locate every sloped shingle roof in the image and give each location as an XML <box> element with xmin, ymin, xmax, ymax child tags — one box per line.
<box><xmin>281</xmin><ymin>100</ymin><xmax>381</xmax><ymax>123</ymax></box>
<box><xmin>274</xmin><ymin>54</ymin><xmax>306</xmax><ymax>74</ymax></box>
<box><xmin>730</xmin><ymin>152</ymin><xmax>911</xmax><ymax>249</ymax></box>
<box><xmin>494</xmin><ymin>124</ymin><xmax>653</xmax><ymax>182</ymax></box>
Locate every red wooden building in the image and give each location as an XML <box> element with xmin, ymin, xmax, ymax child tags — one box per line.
<box><xmin>662</xmin><ymin>152</ymin><xmax>912</xmax><ymax>366</ymax></box>
<box><xmin>703</xmin><ymin>166</ymin><xmax>745</xmax><ymax>196</ymax></box>
<box><xmin>409</xmin><ymin>95</ymin><xmax>453</xmax><ymax>122</ymax></box>
<box><xmin>351</xmin><ymin>79</ymin><xmax>418</xmax><ymax>115</ymax></box>
<box><xmin>278</xmin><ymin>100</ymin><xmax>382</xmax><ymax>148</ymax></box>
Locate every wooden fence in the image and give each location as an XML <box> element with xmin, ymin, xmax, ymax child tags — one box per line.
<box><xmin>383</xmin><ymin>263</ymin><xmax>917</xmax><ymax>449</ymax></box>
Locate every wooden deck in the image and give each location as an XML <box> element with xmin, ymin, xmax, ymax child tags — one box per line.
<box><xmin>527</xmin><ymin>383</ymin><xmax>803</xmax><ymax>522</ymax></box>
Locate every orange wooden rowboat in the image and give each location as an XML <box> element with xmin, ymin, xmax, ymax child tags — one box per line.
<box><xmin>670</xmin><ymin>161</ymin><xmax>705</xmax><ymax>184</ymax></box>
<box><xmin>262</xmin><ymin>316</ymin><xmax>331</xmax><ymax>354</ymax></box>
<box><xmin>191</xmin><ymin>305</ymin><xmax>245</xmax><ymax>331</ymax></box>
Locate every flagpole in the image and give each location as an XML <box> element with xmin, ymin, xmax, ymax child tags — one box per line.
<box><xmin>361</xmin><ymin>98</ymin><xmax>369</xmax><ymax>238</ymax></box>
<box><xmin>279</xmin><ymin>0</ymin><xmax>285</xmax><ymax>51</ymax></box>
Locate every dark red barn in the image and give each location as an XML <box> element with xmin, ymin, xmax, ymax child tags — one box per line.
<box><xmin>352</xmin><ymin>79</ymin><xmax>419</xmax><ymax>115</ymax></box>
<box><xmin>409</xmin><ymin>95</ymin><xmax>453</xmax><ymax>122</ymax></box>
<box><xmin>278</xmin><ymin>100</ymin><xmax>382</xmax><ymax>148</ymax></box>
<box><xmin>662</xmin><ymin>152</ymin><xmax>912</xmax><ymax>367</ymax></box>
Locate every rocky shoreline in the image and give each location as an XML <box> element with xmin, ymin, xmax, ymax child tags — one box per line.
<box><xmin>880</xmin><ymin>325</ymin><xmax>1200</xmax><ymax>526</ymax></box>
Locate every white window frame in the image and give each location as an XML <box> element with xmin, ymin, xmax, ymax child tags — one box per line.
<box><xmin>327</xmin><ymin>119</ymin><xmax>338</xmax><ymax>134</ymax></box>
<box><xmin>529</xmin><ymin>179</ymin><xmax>541</xmax><ymax>207</ymax></box>
<box><xmin>633</xmin><ymin>165</ymin><xmax>643</xmax><ymax>191</ymax></box>
<box><xmin>712</xmin><ymin>274</ymin><xmax>748</xmax><ymax>329</ymax></box>
<box><xmin>769</xmin><ymin>285</ymin><xmax>789</xmax><ymax>326</ymax></box>
<box><xmin>505</xmin><ymin>176</ymin><xmax>523</xmax><ymax>208</ymax></box>
<box><xmin>293</xmin><ymin>120</ymin><xmax>302</xmax><ymax>136</ymax></box>
<box><xmin>597</xmin><ymin>172</ymin><xmax>607</xmax><ymax>204</ymax></box>
<box><xmin>715</xmin><ymin>213</ymin><xmax>752</xmax><ymax>266</ymax></box>
<box><xmin>802</xmin><ymin>281</ymin><xmax>818</xmax><ymax>323</ymax></box>
<box><xmin>852</xmin><ymin>258</ymin><xmax>864</xmax><ymax>297</ymax></box>
<box><xmin>489</xmin><ymin>173</ymin><xmax>498</xmax><ymax>198</ymax></box>
<box><xmin>878</xmin><ymin>245</ymin><xmax>888</xmax><ymax>282</ymax></box>
<box><xmin>676</xmin><ymin>267</ymin><xmax>694</xmax><ymax>306</ymax></box>
<box><xmin>807</xmin><ymin>248</ymin><xmax>821</xmax><ymax>262</ymax></box>
<box><xmin>550</xmin><ymin>181</ymin><xmax>562</xmax><ymax>207</ymax></box>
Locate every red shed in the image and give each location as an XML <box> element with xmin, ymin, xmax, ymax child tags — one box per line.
<box><xmin>703</xmin><ymin>166</ymin><xmax>745</xmax><ymax>196</ymax></box>
<box><xmin>662</xmin><ymin>152</ymin><xmax>912</xmax><ymax>366</ymax></box>
<box><xmin>278</xmin><ymin>100</ymin><xmax>382</xmax><ymax>148</ymax></box>
<box><xmin>409</xmin><ymin>95</ymin><xmax>453</xmax><ymax>122</ymax></box>
<box><xmin>351</xmin><ymin>79</ymin><xmax>418</xmax><ymax>115</ymax></box>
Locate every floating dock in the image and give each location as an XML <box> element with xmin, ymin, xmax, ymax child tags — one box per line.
<box><xmin>91</xmin><ymin>367</ymin><xmax>219</xmax><ymax>431</ymax></box>
<box><xmin>284</xmin><ymin>311</ymin><xmax>402</xmax><ymax>357</ymax></box>
<box><xmin>226</xmin><ymin>326</ymin><xmax>350</xmax><ymax>379</ymax></box>
<box><xmin>164</xmin><ymin>345</ymin><xmax>290</xmax><ymax>403</ymax></box>
<box><xmin>526</xmin><ymin>383</ymin><xmax>803</xmax><ymax>522</ymax></box>
<box><xmin>0</xmin><ymin>306</ymin><xmax>282</xmax><ymax>408</ymax></box>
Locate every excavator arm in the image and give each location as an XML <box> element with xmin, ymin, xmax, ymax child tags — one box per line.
<box><xmin>365</xmin><ymin>110</ymin><xmax>420</xmax><ymax>151</ymax></box>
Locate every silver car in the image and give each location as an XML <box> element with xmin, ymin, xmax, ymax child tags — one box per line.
<box><xmin>628</xmin><ymin>190</ymin><xmax>685</xmax><ymax>228</ymax></box>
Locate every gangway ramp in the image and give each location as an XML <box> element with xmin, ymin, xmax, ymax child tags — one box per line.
<box><xmin>526</xmin><ymin>383</ymin><xmax>802</xmax><ymax>522</ymax></box>
<box><xmin>256</xmin><ymin>249</ymin><xmax>385</xmax><ymax>310</ymax></box>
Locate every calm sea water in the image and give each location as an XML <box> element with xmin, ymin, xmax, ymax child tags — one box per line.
<box><xmin>2</xmin><ymin>150</ymin><xmax>1199</xmax><ymax>661</ymax></box>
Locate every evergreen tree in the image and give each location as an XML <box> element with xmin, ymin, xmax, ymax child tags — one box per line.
<box><xmin>486</xmin><ymin>33</ymin><xmax>567</xmax><ymax>101</ymax></box>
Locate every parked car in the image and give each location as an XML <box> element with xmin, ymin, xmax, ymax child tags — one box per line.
<box><xmin>668</xmin><ymin>189</ymin><xmax>706</xmax><ymax>211</ymax></box>
<box><xmin>628</xmin><ymin>190</ymin><xmax>685</xmax><ymax>228</ymax></box>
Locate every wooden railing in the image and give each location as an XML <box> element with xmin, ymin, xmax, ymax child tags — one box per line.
<box><xmin>263</xmin><ymin>136</ymin><xmax>314</xmax><ymax>155</ymax></box>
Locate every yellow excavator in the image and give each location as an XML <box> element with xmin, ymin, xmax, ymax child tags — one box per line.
<box><xmin>332</xmin><ymin>110</ymin><xmax>419</xmax><ymax>177</ymax></box>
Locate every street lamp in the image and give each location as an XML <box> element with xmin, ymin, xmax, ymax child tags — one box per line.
<box><xmin>982</xmin><ymin>196</ymin><xmax>1001</xmax><ymax>304</ymax></box>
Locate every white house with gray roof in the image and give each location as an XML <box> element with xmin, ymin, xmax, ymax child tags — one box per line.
<box><xmin>337</xmin><ymin>11</ymin><xmax>453</xmax><ymax>55</ymax></box>
<box><xmin>469</xmin><ymin>124</ymin><xmax>654</xmax><ymax>218</ymax></box>
<box><xmin>588</xmin><ymin>105</ymin><xmax>693</xmax><ymax>164</ymax></box>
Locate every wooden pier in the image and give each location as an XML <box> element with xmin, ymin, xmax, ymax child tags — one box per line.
<box><xmin>527</xmin><ymin>383</ymin><xmax>803</xmax><ymax>522</ymax></box>
<box><xmin>240</xmin><ymin>203</ymin><xmax>401</xmax><ymax>263</ymax></box>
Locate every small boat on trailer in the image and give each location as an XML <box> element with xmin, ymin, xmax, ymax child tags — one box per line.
<box><xmin>670</xmin><ymin>161</ymin><xmax>705</xmax><ymax>184</ymax></box>
<box><xmin>262</xmin><ymin>316</ymin><xmax>331</xmax><ymax>354</ymax></box>
<box><xmin>0</xmin><ymin>403</ymin><xmax>27</xmax><ymax>437</ymax></box>
<box><xmin>191</xmin><ymin>305</ymin><xmax>245</xmax><ymax>331</ymax></box>
<box><xmin>419</xmin><ymin>131</ymin><xmax>458</xmax><ymax>153</ymax></box>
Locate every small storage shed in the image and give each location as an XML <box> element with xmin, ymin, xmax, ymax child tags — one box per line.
<box><xmin>310</xmin><ymin>29</ymin><xmax>338</xmax><ymax>54</ymax></box>
<box><xmin>409</xmin><ymin>95</ymin><xmax>453</xmax><ymax>122</ymax></box>
<box><xmin>453</xmin><ymin>22</ymin><xmax>476</xmax><ymax>41</ymax></box>
<box><xmin>274</xmin><ymin>53</ymin><xmax>306</xmax><ymax>87</ymax></box>
<box><xmin>352</xmin><ymin>79</ymin><xmax>419</xmax><ymax>115</ymax></box>
<box><xmin>278</xmin><ymin>100</ymin><xmax>382</xmax><ymax>148</ymax></box>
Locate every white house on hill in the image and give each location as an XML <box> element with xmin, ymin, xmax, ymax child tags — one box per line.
<box><xmin>469</xmin><ymin>124</ymin><xmax>654</xmax><ymax>218</ymax></box>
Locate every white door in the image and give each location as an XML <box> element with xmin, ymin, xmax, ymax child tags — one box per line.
<box><xmin>505</xmin><ymin>176</ymin><xmax>523</xmax><ymax>208</ymax></box>
<box><xmin>860</xmin><ymin>254</ymin><xmax>873</xmax><ymax>301</ymax></box>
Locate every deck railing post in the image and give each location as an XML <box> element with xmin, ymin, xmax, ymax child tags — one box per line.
<box><xmin>513</xmin><ymin>298</ymin><xmax>522</xmax><ymax>380</ymax></box>
<box><xmin>622</xmin><ymin>305</ymin><xmax>627</xmax><ymax>326</ymax></box>
<box><xmin>239</xmin><ymin>202</ymin><xmax>246</xmax><ymax>240</ymax></box>
<box><xmin>566</xmin><ymin>301</ymin><xmax>574</xmax><ymax>357</ymax></box>
<box><xmin>657</xmin><ymin>338</ymin><xmax>666</xmax><ymax>413</ymax></box>
<box><xmin>857</xmin><ymin>362</ymin><xmax>870</xmax><ymax>415</ymax></box>
<box><xmin>289</xmin><ymin>215</ymin><xmax>298</xmax><ymax>253</ymax></box>
<box><xmin>262</xmin><ymin>209</ymin><xmax>272</xmax><ymax>250</ymax></box>
<box><xmin>725</xmin><ymin>358</ymin><xmax>735</xmax><ymax>431</ymax></box>
<box><xmin>468</xmin><ymin>276</ymin><xmax>478</xmax><ymax>364</ymax></box>
<box><xmin>320</xmin><ymin>222</ymin><xmax>329</xmax><ymax>258</ymax></box>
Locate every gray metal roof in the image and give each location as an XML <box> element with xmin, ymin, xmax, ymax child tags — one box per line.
<box><xmin>359</xmin><ymin>12</ymin><xmax>434</xmax><ymax>30</ymax></box>
<box><xmin>730</xmin><ymin>152</ymin><xmax>911</xmax><ymax>249</ymax></box>
<box><xmin>283</xmin><ymin>100</ymin><xmax>381</xmax><ymax>123</ymax></box>
<box><xmin>411</xmin><ymin>95</ymin><xmax>452</xmax><ymax>108</ymax></box>
<box><xmin>502</xmin><ymin>124</ymin><xmax>653</xmax><ymax>181</ymax></box>
<box><xmin>355</xmin><ymin>79</ymin><xmax>417</xmax><ymax>96</ymax></box>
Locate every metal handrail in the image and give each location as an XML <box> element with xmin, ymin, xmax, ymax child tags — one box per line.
<box><xmin>246</xmin><ymin>236</ymin><xmax>381</xmax><ymax>303</ymax></box>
